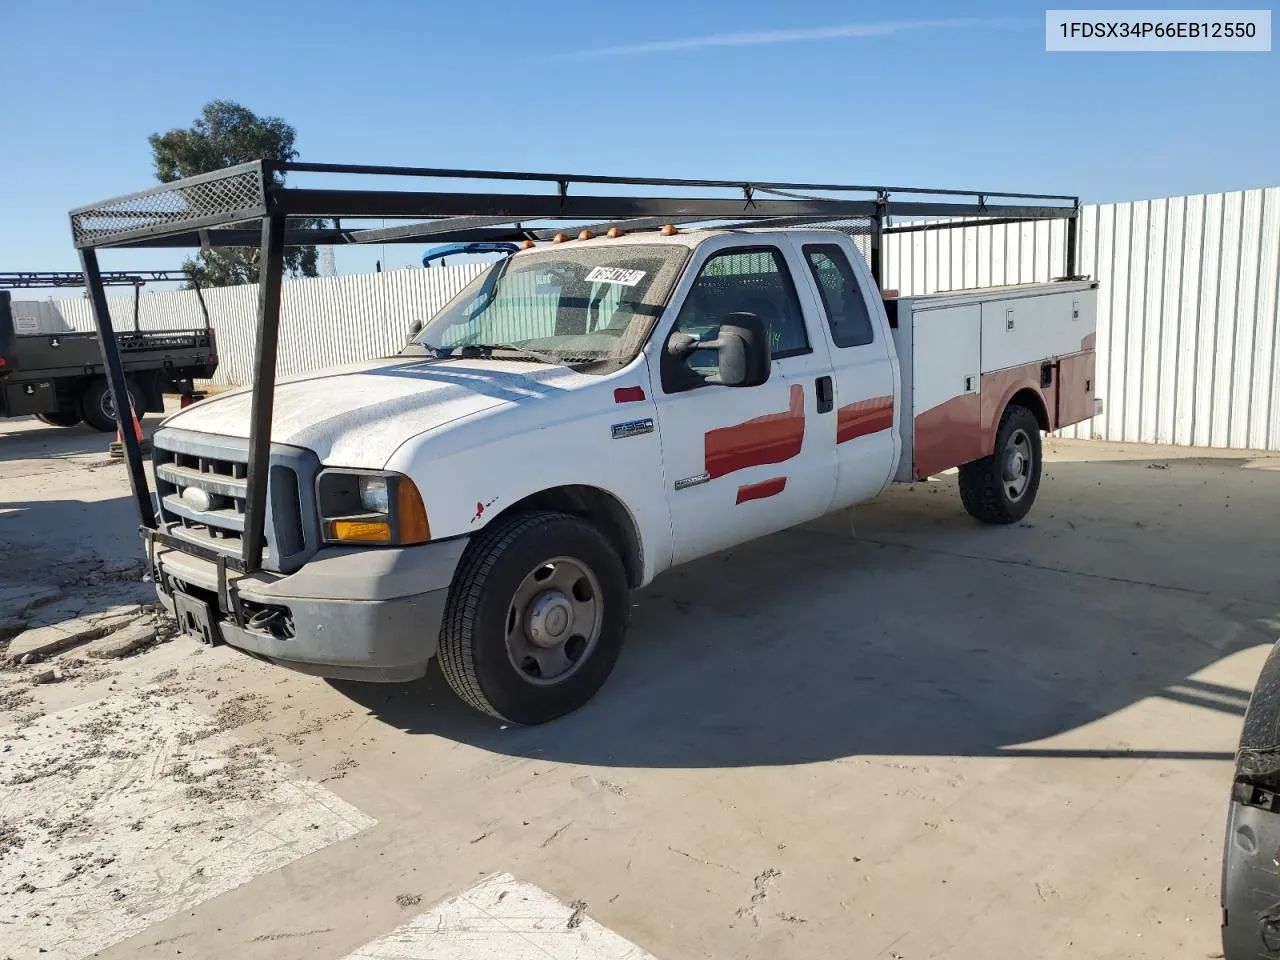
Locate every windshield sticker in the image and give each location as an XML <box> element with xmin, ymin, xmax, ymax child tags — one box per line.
<box><xmin>584</xmin><ymin>266</ymin><xmax>646</xmax><ymax>287</ymax></box>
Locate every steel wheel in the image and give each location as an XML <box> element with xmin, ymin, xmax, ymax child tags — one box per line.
<box><xmin>79</xmin><ymin>377</ymin><xmax>142</xmax><ymax>432</ymax></box>
<box><xmin>959</xmin><ymin>403</ymin><xmax>1043</xmax><ymax>525</ymax></box>
<box><xmin>504</xmin><ymin>556</ymin><xmax>602</xmax><ymax>685</ymax></box>
<box><xmin>1001</xmin><ymin>427</ymin><xmax>1034</xmax><ymax>502</ymax></box>
<box><xmin>98</xmin><ymin>389</ymin><xmax>117</xmax><ymax>424</ymax></box>
<box><xmin>438</xmin><ymin>510</ymin><xmax>630</xmax><ymax>723</ymax></box>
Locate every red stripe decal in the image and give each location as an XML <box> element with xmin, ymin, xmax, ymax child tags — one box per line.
<box><xmin>736</xmin><ymin>476</ymin><xmax>787</xmax><ymax>504</ymax></box>
<box><xmin>704</xmin><ymin>383</ymin><xmax>805</xmax><ymax>480</ymax></box>
<box><xmin>836</xmin><ymin>395</ymin><xmax>894</xmax><ymax>444</ymax></box>
<box><xmin>613</xmin><ymin>385</ymin><xmax>646</xmax><ymax>403</ymax></box>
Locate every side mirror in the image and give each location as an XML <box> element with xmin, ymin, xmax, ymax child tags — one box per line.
<box><xmin>667</xmin><ymin>312</ymin><xmax>770</xmax><ymax>388</ymax></box>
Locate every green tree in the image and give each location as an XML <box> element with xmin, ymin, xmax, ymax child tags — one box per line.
<box><xmin>149</xmin><ymin>100</ymin><xmax>322</xmax><ymax>286</ymax></box>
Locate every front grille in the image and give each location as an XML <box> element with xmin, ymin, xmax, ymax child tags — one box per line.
<box><xmin>155</xmin><ymin>450</ymin><xmax>258</xmax><ymax>558</ymax></box>
<box><xmin>152</xmin><ymin>429</ymin><xmax>320</xmax><ymax>573</ymax></box>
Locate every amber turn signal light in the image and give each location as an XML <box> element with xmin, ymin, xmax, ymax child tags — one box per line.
<box><xmin>396</xmin><ymin>478</ymin><xmax>431</xmax><ymax>544</ymax></box>
<box><xmin>331</xmin><ymin>520</ymin><xmax>392</xmax><ymax>543</ymax></box>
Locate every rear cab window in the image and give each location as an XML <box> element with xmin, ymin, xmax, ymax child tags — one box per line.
<box><xmin>803</xmin><ymin>243</ymin><xmax>876</xmax><ymax>348</ymax></box>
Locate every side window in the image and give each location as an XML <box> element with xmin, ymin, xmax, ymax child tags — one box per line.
<box><xmin>672</xmin><ymin>247</ymin><xmax>811</xmax><ymax>363</ymax></box>
<box><xmin>803</xmin><ymin>244</ymin><xmax>875</xmax><ymax>348</ymax></box>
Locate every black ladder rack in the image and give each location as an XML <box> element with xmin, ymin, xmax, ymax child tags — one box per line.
<box><xmin>67</xmin><ymin>161</ymin><xmax>1081</xmax><ymax>574</ymax></box>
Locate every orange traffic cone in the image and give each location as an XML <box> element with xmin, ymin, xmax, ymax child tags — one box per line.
<box><xmin>108</xmin><ymin>399</ymin><xmax>151</xmax><ymax>459</ymax></box>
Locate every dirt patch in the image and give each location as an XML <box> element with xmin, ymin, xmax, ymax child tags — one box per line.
<box><xmin>282</xmin><ymin>709</ymin><xmax>353</xmax><ymax>746</ymax></box>
<box><xmin>321</xmin><ymin>756</ymin><xmax>359</xmax><ymax>783</ymax></box>
<box><xmin>5</xmin><ymin>740</ymin><xmax>106</xmax><ymax>787</ymax></box>
<box><xmin>213</xmin><ymin>693</ymin><xmax>272</xmax><ymax>732</ymax></box>
<box><xmin>0</xmin><ymin>818</ymin><xmax>25</xmax><ymax>859</ymax></box>
<box><xmin>165</xmin><ymin>741</ymin><xmax>275</xmax><ymax>804</ymax></box>
<box><xmin>0</xmin><ymin>685</ymin><xmax>34</xmax><ymax>713</ymax></box>
<box><xmin>735</xmin><ymin>867</ymin><xmax>782</xmax><ymax>928</ymax></box>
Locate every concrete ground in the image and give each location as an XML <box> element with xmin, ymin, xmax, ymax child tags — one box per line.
<box><xmin>2</xmin><ymin>410</ymin><xmax>1278</xmax><ymax>960</ymax></box>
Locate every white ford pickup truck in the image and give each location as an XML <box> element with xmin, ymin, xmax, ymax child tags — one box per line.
<box><xmin>150</xmin><ymin>227</ymin><xmax>1099</xmax><ymax>723</ymax></box>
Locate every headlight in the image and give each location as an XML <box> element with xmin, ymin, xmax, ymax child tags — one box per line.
<box><xmin>358</xmin><ymin>476</ymin><xmax>390</xmax><ymax>514</ymax></box>
<box><xmin>316</xmin><ymin>470</ymin><xmax>430</xmax><ymax>546</ymax></box>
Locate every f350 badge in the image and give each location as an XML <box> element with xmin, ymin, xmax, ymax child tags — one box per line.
<box><xmin>611</xmin><ymin>418</ymin><xmax>654</xmax><ymax>440</ymax></box>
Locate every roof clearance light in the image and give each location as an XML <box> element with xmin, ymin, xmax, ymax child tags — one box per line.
<box><xmin>520</xmin><ymin>239</ymin><xmax>536</xmax><ymax>249</ymax></box>
<box><xmin>578</xmin><ymin>230</ymin><xmax>595</xmax><ymax>241</ymax></box>
<box><xmin>660</xmin><ymin>224</ymin><xmax>679</xmax><ymax>236</ymax></box>
<box><xmin>553</xmin><ymin>233</ymin><xmax>569</xmax><ymax>243</ymax></box>
<box><xmin>606</xmin><ymin>227</ymin><xmax>625</xmax><ymax>238</ymax></box>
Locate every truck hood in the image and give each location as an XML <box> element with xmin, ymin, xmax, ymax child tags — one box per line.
<box><xmin>161</xmin><ymin>357</ymin><xmax>570</xmax><ymax>467</ymax></box>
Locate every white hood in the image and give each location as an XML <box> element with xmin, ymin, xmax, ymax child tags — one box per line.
<box><xmin>162</xmin><ymin>357</ymin><xmax>571</xmax><ymax>467</ymax></box>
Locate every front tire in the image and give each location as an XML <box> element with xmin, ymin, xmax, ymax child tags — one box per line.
<box><xmin>78</xmin><ymin>377</ymin><xmax>143</xmax><ymax>433</ymax></box>
<box><xmin>438</xmin><ymin>511</ymin><xmax>630</xmax><ymax>724</ymax></box>
<box><xmin>958</xmin><ymin>403</ymin><xmax>1042</xmax><ymax>524</ymax></box>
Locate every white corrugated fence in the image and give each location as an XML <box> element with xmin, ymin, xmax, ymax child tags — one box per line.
<box><xmin>27</xmin><ymin>184</ymin><xmax>1280</xmax><ymax>451</ymax></box>
<box><xmin>40</xmin><ymin>264</ymin><xmax>487</xmax><ymax>386</ymax></box>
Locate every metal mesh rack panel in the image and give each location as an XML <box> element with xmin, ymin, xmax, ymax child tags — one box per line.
<box><xmin>788</xmin><ymin>216</ymin><xmax>874</xmax><ymax>265</ymax></box>
<box><xmin>71</xmin><ymin>167</ymin><xmax>267</xmax><ymax>247</ymax></box>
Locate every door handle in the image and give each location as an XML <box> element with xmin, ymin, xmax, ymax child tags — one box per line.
<box><xmin>815</xmin><ymin>376</ymin><xmax>834</xmax><ymax>414</ymax></box>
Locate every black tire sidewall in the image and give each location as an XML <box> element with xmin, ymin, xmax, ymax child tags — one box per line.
<box><xmin>36</xmin><ymin>411</ymin><xmax>81</xmax><ymax>427</ymax></box>
<box><xmin>465</xmin><ymin>516</ymin><xmax>628</xmax><ymax>724</ymax></box>
<box><xmin>80</xmin><ymin>378</ymin><xmax>142</xmax><ymax>432</ymax></box>
<box><xmin>995</xmin><ymin>405</ymin><xmax>1042</xmax><ymax>517</ymax></box>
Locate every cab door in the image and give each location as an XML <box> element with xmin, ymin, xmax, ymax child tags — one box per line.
<box><xmin>650</xmin><ymin>240</ymin><xmax>837</xmax><ymax>566</ymax></box>
<box><xmin>795</xmin><ymin>238</ymin><xmax>899</xmax><ymax>509</ymax></box>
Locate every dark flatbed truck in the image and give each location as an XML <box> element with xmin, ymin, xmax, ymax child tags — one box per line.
<box><xmin>0</xmin><ymin>289</ymin><xmax>218</xmax><ymax>431</ymax></box>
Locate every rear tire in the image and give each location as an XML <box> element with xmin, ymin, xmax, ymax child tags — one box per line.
<box><xmin>438</xmin><ymin>510</ymin><xmax>629</xmax><ymax>724</ymax></box>
<box><xmin>78</xmin><ymin>377</ymin><xmax>143</xmax><ymax>433</ymax></box>
<box><xmin>36</xmin><ymin>410</ymin><xmax>82</xmax><ymax>427</ymax></box>
<box><xmin>958</xmin><ymin>403</ymin><xmax>1042</xmax><ymax>524</ymax></box>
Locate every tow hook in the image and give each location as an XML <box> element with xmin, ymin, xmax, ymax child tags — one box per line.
<box><xmin>245</xmin><ymin>604</ymin><xmax>295</xmax><ymax>640</ymax></box>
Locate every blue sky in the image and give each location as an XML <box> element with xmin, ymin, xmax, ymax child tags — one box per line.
<box><xmin>3</xmin><ymin>0</ymin><xmax>1276</xmax><ymax>285</ymax></box>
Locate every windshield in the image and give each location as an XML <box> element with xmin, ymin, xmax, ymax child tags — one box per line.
<box><xmin>410</xmin><ymin>243</ymin><xmax>689</xmax><ymax>370</ymax></box>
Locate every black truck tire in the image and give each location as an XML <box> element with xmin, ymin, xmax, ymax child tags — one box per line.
<box><xmin>78</xmin><ymin>377</ymin><xmax>143</xmax><ymax>433</ymax></box>
<box><xmin>438</xmin><ymin>510</ymin><xmax>629</xmax><ymax>724</ymax></box>
<box><xmin>958</xmin><ymin>403</ymin><xmax>1043</xmax><ymax>524</ymax></box>
<box><xmin>36</xmin><ymin>411</ymin><xmax>82</xmax><ymax>427</ymax></box>
<box><xmin>1222</xmin><ymin>640</ymin><xmax>1280</xmax><ymax>958</ymax></box>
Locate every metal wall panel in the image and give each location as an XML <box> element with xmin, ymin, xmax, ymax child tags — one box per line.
<box><xmin>40</xmin><ymin>187</ymin><xmax>1280</xmax><ymax>451</ymax></box>
<box><xmin>50</xmin><ymin>264</ymin><xmax>485</xmax><ymax>386</ymax></box>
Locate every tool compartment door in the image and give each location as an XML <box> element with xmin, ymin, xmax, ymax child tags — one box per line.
<box><xmin>911</xmin><ymin>303</ymin><xmax>983</xmax><ymax>479</ymax></box>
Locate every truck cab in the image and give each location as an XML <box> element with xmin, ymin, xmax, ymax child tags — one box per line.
<box><xmin>150</xmin><ymin>226</ymin><xmax>1093</xmax><ymax>723</ymax></box>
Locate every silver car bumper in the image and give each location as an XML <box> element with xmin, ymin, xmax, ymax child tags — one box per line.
<box><xmin>154</xmin><ymin>537</ymin><xmax>467</xmax><ymax>683</ymax></box>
